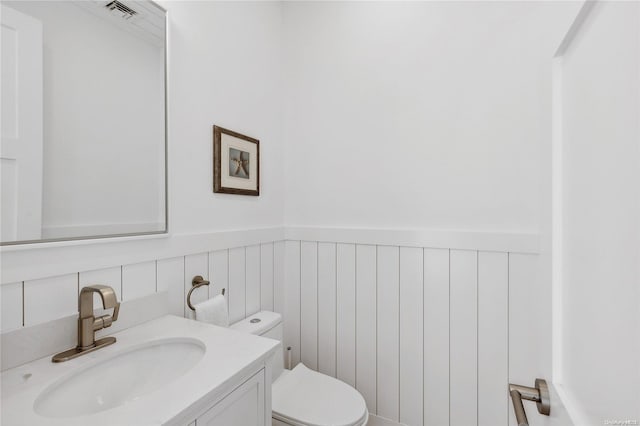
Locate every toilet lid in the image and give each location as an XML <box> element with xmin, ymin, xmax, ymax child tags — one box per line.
<box><xmin>272</xmin><ymin>363</ymin><xmax>368</xmax><ymax>426</ymax></box>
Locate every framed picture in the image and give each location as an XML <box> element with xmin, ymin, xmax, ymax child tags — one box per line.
<box><xmin>213</xmin><ymin>125</ymin><xmax>260</xmax><ymax>196</ymax></box>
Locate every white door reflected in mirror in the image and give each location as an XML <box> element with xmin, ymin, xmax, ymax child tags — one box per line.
<box><xmin>0</xmin><ymin>5</ymin><xmax>44</xmax><ymax>242</ymax></box>
<box><xmin>0</xmin><ymin>0</ymin><xmax>167</xmax><ymax>245</ymax></box>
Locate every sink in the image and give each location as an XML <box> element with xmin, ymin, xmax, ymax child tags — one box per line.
<box><xmin>34</xmin><ymin>338</ymin><xmax>205</xmax><ymax>418</ymax></box>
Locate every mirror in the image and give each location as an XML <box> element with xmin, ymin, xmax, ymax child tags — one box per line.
<box><xmin>1</xmin><ymin>0</ymin><xmax>166</xmax><ymax>245</ymax></box>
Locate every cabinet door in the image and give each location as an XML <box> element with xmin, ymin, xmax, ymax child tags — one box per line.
<box><xmin>196</xmin><ymin>369</ymin><xmax>265</xmax><ymax>426</ymax></box>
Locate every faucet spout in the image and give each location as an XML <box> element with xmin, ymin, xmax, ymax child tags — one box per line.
<box><xmin>52</xmin><ymin>285</ymin><xmax>120</xmax><ymax>362</ymax></box>
<box><xmin>79</xmin><ymin>285</ymin><xmax>120</xmax><ymax>319</ymax></box>
<box><xmin>77</xmin><ymin>285</ymin><xmax>120</xmax><ymax>349</ymax></box>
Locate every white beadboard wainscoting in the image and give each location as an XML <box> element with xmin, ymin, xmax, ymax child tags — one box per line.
<box><xmin>282</xmin><ymin>232</ymin><xmax>550</xmax><ymax>426</ymax></box>
<box><xmin>1</xmin><ymin>227</ymin><xmax>548</xmax><ymax>426</ymax></box>
<box><xmin>0</xmin><ymin>239</ymin><xmax>286</xmax><ymax>371</ymax></box>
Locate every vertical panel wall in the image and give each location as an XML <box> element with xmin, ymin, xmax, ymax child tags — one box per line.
<box><xmin>478</xmin><ymin>251</ymin><xmax>509</xmax><ymax>426</ymax></box>
<box><xmin>317</xmin><ymin>242</ymin><xmax>337</xmax><ymax>377</ymax></box>
<box><xmin>300</xmin><ymin>241</ymin><xmax>318</xmax><ymax>370</ymax></box>
<box><xmin>355</xmin><ymin>244</ymin><xmax>377</xmax><ymax>414</ymax></box>
<box><xmin>284</xmin><ymin>240</ymin><xmax>301</xmax><ymax>367</ymax></box>
<box><xmin>449</xmin><ymin>249</ymin><xmax>478</xmax><ymax>426</ymax></box>
<box><xmin>245</xmin><ymin>245</ymin><xmax>261</xmax><ymax>317</ymax></box>
<box><xmin>157</xmin><ymin>257</ymin><xmax>185</xmax><ymax>317</ymax></box>
<box><xmin>209</xmin><ymin>250</ymin><xmax>229</xmax><ymax>310</ymax></box>
<box><xmin>273</xmin><ymin>241</ymin><xmax>286</xmax><ymax>315</ymax></box>
<box><xmin>228</xmin><ymin>247</ymin><xmax>247</xmax><ymax>324</ymax></box>
<box><xmin>260</xmin><ymin>243</ymin><xmax>274</xmax><ymax>311</ymax></box>
<box><xmin>284</xmin><ymin>238</ymin><xmax>541</xmax><ymax>426</ymax></box>
<box><xmin>509</xmin><ymin>254</ymin><xmax>550</xmax><ymax>426</ymax></box>
<box><xmin>2</xmin><ymin>234</ymin><xmax>544</xmax><ymax>426</ymax></box>
<box><xmin>1</xmin><ymin>238</ymin><xmax>287</xmax><ymax>372</ymax></box>
<box><xmin>376</xmin><ymin>245</ymin><xmax>400</xmax><ymax>421</ymax></box>
<box><xmin>399</xmin><ymin>247</ymin><xmax>423</xmax><ymax>426</ymax></box>
<box><xmin>423</xmin><ymin>248</ymin><xmax>450</xmax><ymax>426</ymax></box>
<box><xmin>336</xmin><ymin>243</ymin><xmax>356</xmax><ymax>387</ymax></box>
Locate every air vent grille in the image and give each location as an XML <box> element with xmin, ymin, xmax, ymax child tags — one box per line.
<box><xmin>105</xmin><ymin>0</ymin><xmax>137</xmax><ymax>20</ymax></box>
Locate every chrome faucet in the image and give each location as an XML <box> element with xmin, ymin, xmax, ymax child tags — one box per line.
<box><xmin>52</xmin><ymin>285</ymin><xmax>120</xmax><ymax>363</ymax></box>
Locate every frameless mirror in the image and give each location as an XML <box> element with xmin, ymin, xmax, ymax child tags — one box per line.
<box><xmin>1</xmin><ymin>0</ymin><xmax>166</xmax><ymax>245</ymax></box>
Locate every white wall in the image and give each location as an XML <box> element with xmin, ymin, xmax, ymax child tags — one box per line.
<box><xmin>5</xmin><ymin>1</ymin><xmax>166</xmax><ymax>237</ymax></box>
<box><xmin>3</xmin><ymin>0</ymin><xmax>285</xmax><ymax>240</ymax></box>
<box><xmin>166</xmin><ymin>1</ymin><xmax>284</xmax><ymax>234</ymax></box>
<box><xmin>6</xmin><ymin>5</ymin><xmax>626</xmax><ymax>426</ymax></box>
<box><xmin>1</xmin><ymin>1</ymin><xmax>285</xmax><ymax>278</ymax></box>
<box><xmin>283</xmin><ymin>1</ymin><xmax>578</xmax><ymax>233</ymax></box>
<box><xmin>1</xmin><ymin>1</ymin><xmax>286</xmax><ymax>368</ymax></box>
<box><xmin>2</xmin><ymin>0</ymin><xmax>581</xmax><ymax>275</ymax></box>
<box><xmin>558</xmin><ymin>2</ymin><xmax>640</xmax><ymax>424</ymax></box>
<box><xmin>279</xmin><ymin>3</ymin><xmax>586</xmax><ymax>425</ymax></box>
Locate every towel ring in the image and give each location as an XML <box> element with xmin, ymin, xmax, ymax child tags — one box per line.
<box><xmin>187</xmin><ymin>275</ymin><xmax>225</xmax><ymax>311</ymax></box>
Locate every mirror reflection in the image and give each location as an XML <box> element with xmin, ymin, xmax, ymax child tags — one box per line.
<box><xmin>1</xmin><ymin>0</ymin><xmax>166</xmax><ymax>245</ymax></box>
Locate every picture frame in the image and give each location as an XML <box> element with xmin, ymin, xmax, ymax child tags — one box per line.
<box><xmin>213</xmin><ymin>125</ymin><xmax>260</xmax><ymax>196</ymax></box>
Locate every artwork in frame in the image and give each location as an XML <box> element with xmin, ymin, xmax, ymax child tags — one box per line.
<box><xmin>213</xmin><ymin>125</ymin><xmax>260</xmax><ymax>196</ymax></box>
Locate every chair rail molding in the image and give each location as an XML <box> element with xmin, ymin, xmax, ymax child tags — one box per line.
<box><xmin>285</xmin><ymin>226</ymin><xmax>540</xmax><ymax>254</ymax></box>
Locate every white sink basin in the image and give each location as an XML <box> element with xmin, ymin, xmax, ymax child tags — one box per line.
<box><xmin>34</xmin><ymin>338</ymin><xmax>205</xmax><ymax>418</ymax></box>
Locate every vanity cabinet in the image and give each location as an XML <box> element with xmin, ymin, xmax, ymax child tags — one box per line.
<box><xmin>194</xmin><ymin>369</ymin><xmax>266</xmax><ymax>426</ymax></box>
<box><xmin>1</xmin><ymin>316</ymin><xmax>278</xmax><ymax>426</ymax></box>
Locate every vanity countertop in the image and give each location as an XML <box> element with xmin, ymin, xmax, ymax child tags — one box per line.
<box><xmin>1</xmin><ymin>315</ymin><xmax>280</xmax><ymax>426</ymax></box>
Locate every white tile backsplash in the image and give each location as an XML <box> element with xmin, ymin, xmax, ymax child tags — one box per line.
<box><xmin>122</xmin><ymin>261</ymin><xmax>157</xmax><ymax>301</ymax></box>
<box><xmin>1</xmin><ymin>282</ymin><xmax>23</xmax><ymax>332</ymax></box>
<box><xmin>24</xmin><ymin>274</ymin><xmax>78</xmax><ymax>327</ymax></box>
<box><xmin>157</xmin><ymin>257</ymin><xmax>185</xmax><ymax>317</ymax></box>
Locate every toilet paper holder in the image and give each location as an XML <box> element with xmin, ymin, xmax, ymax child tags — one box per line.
<box><xmin>187</xmin><ymin>275</ymin><xmax>225</xmax><ymax>311</ymax></box>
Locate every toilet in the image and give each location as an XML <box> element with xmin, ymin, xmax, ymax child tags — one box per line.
<box><xmin>231</xmin><ymin>311</ymin><xmax>369</xmax><ymax>426</ymax></box>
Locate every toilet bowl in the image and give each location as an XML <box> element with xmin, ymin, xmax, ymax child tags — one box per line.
<box><xmin>231</xmin><ymin>311</ymin><xmax>368</xmax><ymax>426</ymax></box>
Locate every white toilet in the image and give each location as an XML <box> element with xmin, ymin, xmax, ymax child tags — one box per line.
<box><xmin>231</xmin><ymin>311</ymin><xmax>369</xmax><ymax>426</ymax></box>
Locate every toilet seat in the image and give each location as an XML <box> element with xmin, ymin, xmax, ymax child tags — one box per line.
<box><xmin>272</xmin><ymin>363</ymin><xmax>368</xmax><ymax>426</ymax></box>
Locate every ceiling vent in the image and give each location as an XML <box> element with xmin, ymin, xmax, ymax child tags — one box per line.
<box><xmin>105</xmin><ymin>0</ymin><xmax>138</xmax><ymax>20</ymax></box>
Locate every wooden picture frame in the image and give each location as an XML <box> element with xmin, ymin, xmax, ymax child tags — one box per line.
<box><xmin>213</xmin><ymin>125</ymin><xmax>260</xmax><ymax>196</ymax></box>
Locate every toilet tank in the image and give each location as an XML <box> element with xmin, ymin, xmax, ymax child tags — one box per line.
<box><xmin>230</xmin><ymin>311</ymin><xmax>284</xmax><ymax>383</ymax></box>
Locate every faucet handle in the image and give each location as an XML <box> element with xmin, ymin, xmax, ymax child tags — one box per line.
<box><xmin>111</xmin><ymin>301</ymin><xmax>120</xmax><ymax>322</ymax></box>
<box><xmin>94</xmin><ymin>314</ymin><xmax>113</xmax><ymax>330</ymax></box>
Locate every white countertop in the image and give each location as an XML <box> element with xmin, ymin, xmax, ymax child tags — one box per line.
<box><xmin>1</xmin><ymin>315</ymin><xmax>279</xmax><ymax>426</ymax></box>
